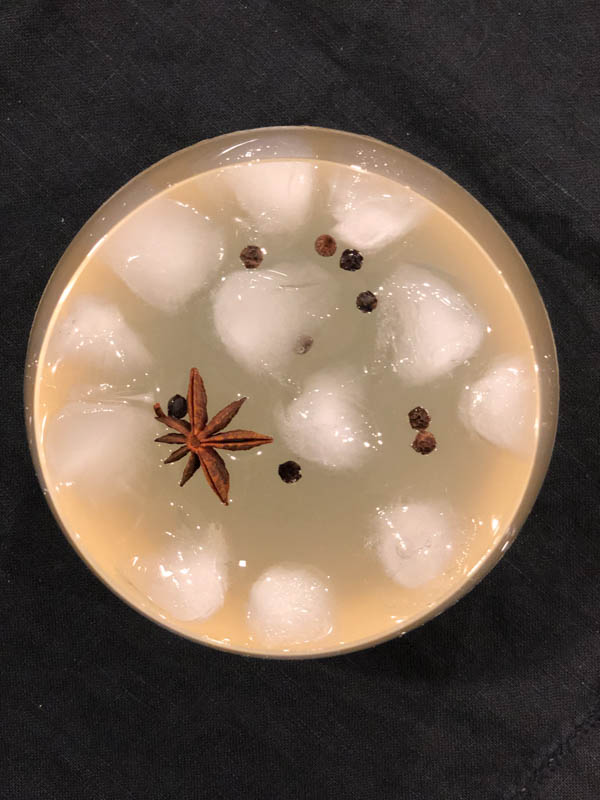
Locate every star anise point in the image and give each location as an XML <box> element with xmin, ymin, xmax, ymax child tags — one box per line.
<box><xmin>154</xmin><ymin>369</ymin><xmax>273</xmax><ymax>504</ymax></box>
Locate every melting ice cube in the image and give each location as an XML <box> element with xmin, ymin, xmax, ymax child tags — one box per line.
<box><xmin>127</xmin><ymin>526</ymin><xmax>228</xmax><ymax>622</ymax></box>
<box><xmin>376</xmin><ymin>264</ymin><xmax>484</xmax><ymax>384</ymax></box>
<box><xmin>376</xmin><ymin>502</ymin><xmax>455</xmax><ymax>588</ymax></box>
<box><xmin>247</xmin><ymin>564</ymin><xmax>332</xmax><ymax>646</ymax></box>
<box><xmin>459</xmin><ymin>357</ymin><xmax>536</xmax><ymax>455</ymax></box>
<box><xmin>51</xmin><ymin>296</ymin><xmax>151</xmax><ymax>371</ymax></box>
<box><xmin>44</xmin><ymin>400</ymin><xmax>152</xmax><ymax>491</ymax></box>
<box><xmin>330</xmin><ymin>170</ymin><xmax>427</xmax><ymax>253</ymax></box>
<box><xmin>226</xmin><ymin>160</ymin><xmax>314</xmax><ymax>233</ymax></box>
<box><xmin>103</xmin><ymin>196</ymin><xmax>223</xmax><ymax>313</ymax></box>
<box><xmin>278</xmin><ymin>368</ymin><xmax>370</xmax><ymax>469</ymax></box>
<box><xmin>212</xmin><ymin>263</ymin><xmax>338</xmax><ymax>374</ymax></box>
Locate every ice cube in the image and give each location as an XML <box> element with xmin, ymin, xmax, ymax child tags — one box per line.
<box><xmin>376</xmin><ymin>263</ymin><xmax>484</xmax><ymax>384</ymax></box>
<box><xmin>330</xmin><ymin>170</ymin><xmax>427</xmax><ymax>253</ymax></box>
<box><xmin>226</xmin><ymin>160</ymin><xmax>314</xmax><ymax>234</ymax></box>
<box><xmin>247</xmin><ymin>564</ymin><xmax>332</xmax><ymax>646</ymax></box>
<box><xmin>103</xmin><ymin>196</ymin><xmax>223</xmax><ymax>313</ymax></box>
<box><xmin>212</xmin><ymin>263</ymin><xmax>338</xmax><ymax>374</ymax></box>
<box><xmin>52</xmin><ymin>296</ymin><xmax>151</xmax><ymax>371</ymax></box>
<box><xmin>459</xmin><ymin>357</ymin><xmax>536</xmax><ymax>455</ymax></box>
<box><xmin>376</xmin><ymin>502</ymin><xmax>455</xmax><ymax>588</ymax></box>
<box><xmin>278</xmin><ymin>368</ymin><xmax>370</xmax><ymax>469</ymax></box>
<box><xmin>44</xmin><ymin>400</ymin><xmax>152</xmax><ymax>491</ymax></box>
<box><xmin>127</xmin><ymin>525</ymin><xmax>228</xmax><ymax>622</ymax></box>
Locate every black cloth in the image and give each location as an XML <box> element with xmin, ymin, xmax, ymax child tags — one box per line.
<box><xmin>2</xmin><ymin>2</ymin><xmax>599</xmax><ymax>798</ymax></box>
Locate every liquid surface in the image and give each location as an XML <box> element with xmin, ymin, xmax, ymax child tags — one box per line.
<box><xmin>35</xmin><ymin>158</ymin><xmax>539</xmax><ymax>655</ymax></box>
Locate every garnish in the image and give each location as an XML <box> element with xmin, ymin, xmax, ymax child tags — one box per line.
<box><xmin>154</xmin><ymin>368</ymin><xmax>273</xmax><ymax>505</ymax></box>
<box><xmin>168</xmin><ymin>394</ymin><xmax>187</xmax><ymax>419</ymax></box>
<box><xmin>278</xmin><ymin>460</ymin><xmax>302</xmax><ymax>483</ymax></box>
<box><xmin>356</xmin><ymin>290</ymin><xmax>378</xmax><ymax>312</ymax></box>
<box><xmin>340</xmin><ymin>248</ymin><xmax>363</xmax><ymax>271</ymax></box>
<box><xmin>408</xmin><ymin>406</ymin><xmax>431</xmax><ymax>430</ymax></box>
<box><xmin>315</xmin><ymin>234</ymin><xmax>337</xmax><ymax>257</ymax></box>
<box><xmin>240</xmin><ymin>245</ymin><xmax>264</xmax><ymax>269</ymax></box>
<box><xmin>412</xmin><ymin>431</ymin><xmax>437</xmax><ymax>454</ymax></box>
<box><xmin>294</xmin><ymin>334</ymin><xmax>314</xmax><ymax>354</ymax></box>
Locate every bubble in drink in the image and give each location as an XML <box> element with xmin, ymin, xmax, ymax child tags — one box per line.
<box><xmin>52</xmin><ymin>296</ymin><xmax>151</xmax><ymax>370</ymax></box>
<box><xmin>127</xmin><ymin>526</ymin><xmax>228</xmax><ymax>621</ymax></box>
<box><xmin>330</xmin><ymin>169</ymin><xmax>427</xmax><ymax>253</ymax></box>
<box><xmin>104</xmin><ymin>196</ymin><xmax>223</xmax><ymax>313</ymax></box>
<box><xmin>247</xmin><ymin>564</ymin><xmax>332</xmax><ymax>645</ymax></box>
<box><xmin>226</xmin><ymin>160</ymin><xmax>314</xmax><ymax>234</ymax></box>
<box><xmin>212</xmin><ymin>264</ymin><xmax>338</xmax><ymax>374</ymax></box>
<box><xmin>459</xmin><ymin>357</ymin><xmax>536</xmax><ymax>455</ymax></box>
<box><xmin>376</xmin><ymin>264</ymin><xmax>484</xmax><ymax>384</ymax></box>
<box><xmin>376</xmin><ymin>502</ymin><xmax>455</xmax><ymax>588</ymax></box>
<box><xmin>278</xmin><ymin>368</ymin><xmax>370</xmax><ymax>469</ymax></box>
<box><xmin>45</xmin><ymin>400</ymin><xmax>152</xmax><ymax>491</ymax></box>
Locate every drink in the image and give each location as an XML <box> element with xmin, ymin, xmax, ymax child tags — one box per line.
<box><xmin>26</xmin><ymin>129</ymin><xmax>557</xmax><ymax>656</ymax></box>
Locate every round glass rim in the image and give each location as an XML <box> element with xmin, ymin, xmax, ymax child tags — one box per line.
<box><xmin>24</xmin><ymin>125</ymin><xmax>559</xmax><ymax>658</ymax></box>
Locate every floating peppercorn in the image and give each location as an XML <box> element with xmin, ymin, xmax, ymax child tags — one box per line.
<box><xmin>168</xmin><ymin>394</ymin><xmax>188</xmax><ymax>419</ymax></box>
<box><xmin>315</xmin><ymin>234</ymin><xmax>337</xmax><ymax>257</ymax></box>
<box><xmin>240</xmin><ymin>245</ymin><xmax>263</xmax><ymax>269</ymax></box>
<box><xmin>294</xmin><ymin>334</ymin><xmax>314</xmax><ymax>354</ymax></box>
<box><xmin>340</xmin><ymin>248</ymin><xmax>363</xmax><ymax>271</ymax></box>
<box><xmin>278</xmin><ymin>460</ymin><xmax>302</xmax><ymax>483</ymax></box>
<box><xmin>408</xmin><ymin>406</ymin><xmax>431</xmax><ymax>430</ymax></box>
<box><xmin>412</xmin><ymin>431</ymin><xmax>437</xmax><ymax>454</ymax></box>
<box><xmin>356</xmin><ymin>291</ymin><xmax>378</xmax><ymax>312</ymax></box>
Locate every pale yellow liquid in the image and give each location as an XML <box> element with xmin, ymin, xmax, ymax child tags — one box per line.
<box><xmin>34</xmin><ymin>158</ymin><xmax>539</xmax><ymax>655</ymax></box>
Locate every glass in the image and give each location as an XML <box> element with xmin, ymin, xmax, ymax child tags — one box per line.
<box><xmin>24</xmin><ymin>127</ymin><xmax>559</xmax><ymax>657</ymax></box>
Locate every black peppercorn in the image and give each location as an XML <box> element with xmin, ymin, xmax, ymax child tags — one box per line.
<box><xmin>412</xmin><ymin>431</ymin><xmax>437</xmax><ymax>454</ymax></box>
<box><xmin>408</xmin><ymin>406</ymin><xmax>431</xmax><ymax>430</ymax></box>
<box><xmin>294</xmin><ymin>335</ymin><xmax>314</xmax><ymax>354</ymax></box>
<box><xmin>168</xmin><ymin>394</ymin><xmax>188</xmax><ymax>419</ymax></box>
<box><xmin>356</xmin><ymin>290</ymin><xmax>378</xmax><ymax>312</ymax></box>
<box><xmin>240</xmin><ymin>245</ymin><xmax>264</xmax><ymax>269</ymax></box>
<box><xmin>278</xmin><ymin>460</ymin><xmax>302</xmax><ymax>483</ymax></box>
<box><xmin>339</xmin><ymin>248</ymin><xmax>363</xmax><ymax>271</ymax></box>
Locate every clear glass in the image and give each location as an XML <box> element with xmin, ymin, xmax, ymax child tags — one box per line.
<box><xmin>24</xmin><ymin>127</ymin><xmax>559</xmax><ymax>657</ymax></box>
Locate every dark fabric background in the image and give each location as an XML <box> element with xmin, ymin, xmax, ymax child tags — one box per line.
<box><xmin>1</xmin><ymin>1</ymin><xmax>599</xmax><ymax>798</ymax></box>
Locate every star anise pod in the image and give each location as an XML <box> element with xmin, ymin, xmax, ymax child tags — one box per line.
<box><xmin>153</xmin><ymin>368</ymin><xmax>273</xmax><ymax>505</ymax></box>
